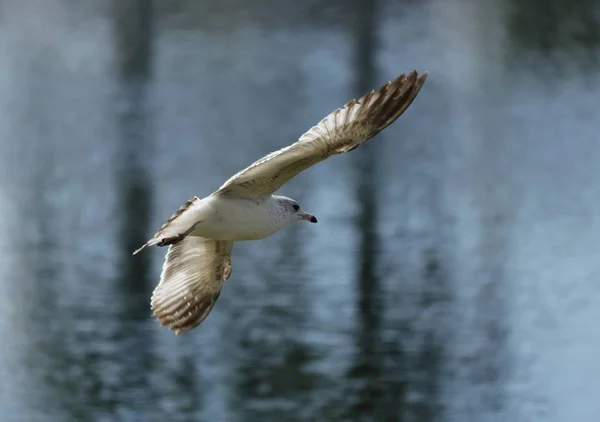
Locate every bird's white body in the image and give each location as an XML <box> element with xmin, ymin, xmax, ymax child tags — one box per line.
<box><xmin>134</xmin><ymin>70</ymin><xmax>428</xmax><ymax>334</ymax></box>
<box><xmin>189</xmin><ymin>195</ymin><xmax>294</xmax><ymax>241</ymax></box>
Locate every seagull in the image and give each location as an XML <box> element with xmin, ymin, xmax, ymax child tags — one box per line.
<box><xmin>133</xmin><ymin>70</ymin><xmax>428</xmax><ymax>334</ymax></box>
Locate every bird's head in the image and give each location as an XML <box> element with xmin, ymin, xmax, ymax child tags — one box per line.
<box><xmin>277</xmin><ymin>196</ymin><xmax>318</xmax><ymax>224</ymax></box>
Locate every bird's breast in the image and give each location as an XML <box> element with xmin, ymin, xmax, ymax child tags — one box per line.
<box><xmin>193</xmin><ymin>196</ymin><xmax>285</xmax><ymax>241</ymax></box>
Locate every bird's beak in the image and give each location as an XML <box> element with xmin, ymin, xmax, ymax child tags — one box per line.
<box><xmin>300</xmin><ymin>212</ymin><xmax>318</xmax><ymax>223</ymax></box>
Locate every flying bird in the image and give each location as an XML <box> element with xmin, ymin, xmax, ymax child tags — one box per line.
<box><xmin>134</xmin><ymin>70</ymin><xmax>428</xmax><ymax>334</ymax></box>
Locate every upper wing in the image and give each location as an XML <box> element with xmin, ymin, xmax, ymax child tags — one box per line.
<box><xmin>151</xmin><ymin>236</ymin><xmax>234</xmax><ymax>334</ymax></box>
<box><xmin>215</xmin><ymin>70</ymin><xmax>428</xmax><ymax>198</ymax></box>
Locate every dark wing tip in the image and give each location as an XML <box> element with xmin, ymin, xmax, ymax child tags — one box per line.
<box><xmin>324</xmin><ymin>69</ymin><xmax>429</xmax><ymax>156</ymax></box>
<box><xmin>370</xmin><ymin>69</ymin><xmax>428</xmax><ymax>130</ymax></box>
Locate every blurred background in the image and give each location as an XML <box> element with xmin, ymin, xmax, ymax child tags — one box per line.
<box><xmin>1</xmin><ymin>0</ymin><xmax>600</xmax><ymax>421</ymax></box>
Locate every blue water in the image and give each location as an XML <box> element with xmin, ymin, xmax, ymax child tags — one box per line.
<box><xmin>1</xmin><ymin>0</ymin><xmax>600</xmax><ymax>421</ymax></box>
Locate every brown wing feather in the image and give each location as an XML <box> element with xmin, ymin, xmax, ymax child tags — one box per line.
<box><xmin>151</xmin><ymin>236</ymin><xmax>233</xmax><ymax>334</ymax></box>
<box><xmin>215</xmin><ymin>70</ymin><xmax>428</xmax><ymax>198</ymax></box>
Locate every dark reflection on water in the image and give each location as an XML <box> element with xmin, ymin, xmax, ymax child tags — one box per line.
<box><xmin>344</xmin><ymin>0</ymin><xmax>391</xmax><ymax>420</ymax></box>
<box><xmin>1</xmin><ymin>0</ymin><xmax>600</xmax><ymax>421</ymax></box>
<box><xmin>113</xmin><ymin>0</ymin><xmax>155</xmax><ymax>313</ymax></box>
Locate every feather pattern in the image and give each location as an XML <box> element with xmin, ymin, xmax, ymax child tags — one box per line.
<box><xmin>151</xmin><ymin>236</ymin><xmax>234</xmax><ymax>334</ymax></box>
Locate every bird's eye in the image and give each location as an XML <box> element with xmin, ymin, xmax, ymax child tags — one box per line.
<box><xmin>292</xmin><ymin>204</ymin><xmax>300</xmax><ymax>211</ymax></box>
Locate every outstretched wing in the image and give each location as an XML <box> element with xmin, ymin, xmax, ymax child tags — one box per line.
<box><xmin>151</xmin><ymin>236</ymin><xmax>234</xmax><ymax>334</ymax></box>
<box><xmin>215</xmin><ymin>70</ymin><xmax>427</xmax><ymax>198</ymax></box>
